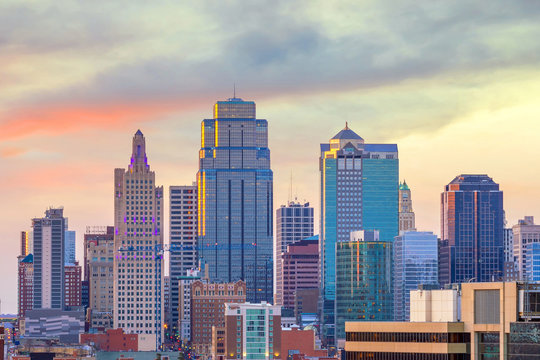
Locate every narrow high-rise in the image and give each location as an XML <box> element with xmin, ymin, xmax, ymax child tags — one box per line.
<box><xmin>113</xmin><ymin>130</ymin><xmax>164</xmax><ymax>349</ymax></box>
<box><xmin>32</xmin><ymin>207</ymin><xmax>66</xmax><ymax>309</ymax></box>
<box><xmin>439</xmin><ymin>174</ymin><xmax>504</xmax><ymax>286</ymax></box>
<box><xmin>319</xmin><ymin>124</ymin><xmax>398</xmax><ymax>345</ymax></box>
<box><xmin>197</xmin><ymin>97</ymin><xmax>273</xmax><ymax>303</ymax></box>
<box><xmin>169</xmin><ymin>184</ymin><xmax>197</xmax><ymax>337</ymax></box>
<box><xmin>512</xmin><ymin>216</ymin><xmax>540</xmax><ymax>280</ymax></box>
<box><xmin>275</xmin><ymin>201</ymin><xmax>314</xmax><ymax>306</ymax></box>
<box><xmin>398</xmin><ymin>181</ymin><xmax>415</xmax><ymax>232</ymax></box>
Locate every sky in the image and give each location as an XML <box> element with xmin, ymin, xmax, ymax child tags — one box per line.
<box><xmin>1</xmin><ymin>1</ymin><xmax>540</xmax><ymax>313</ymax></box>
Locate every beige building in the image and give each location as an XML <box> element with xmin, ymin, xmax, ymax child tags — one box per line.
<box><xmin>512</xmin><ymin>216</ymin><xmax>540</xmax><ymax>279</ymax></box>
<box><xmin>398</xmin><ymin>181</ymin><xmax>415</xmax><ymax>232</ymax></box>
<box><xmin>113</xmin><ymin>130</ymin><xmax>164</xmax><ymax>349</ymax></box>
<box><xmin>410</xmin><ymin>288</ymin><xmax>459</xmax><ymax>322</ymax></box>
<box><xmin>345</xmin><ymin>282</ymin><xmax>540</xmax><ymax>360</ymax></box>
<box><xmin>84</xmin><ymin>226</ymin><xmax>115</xmax><ymax>329</ymax></box>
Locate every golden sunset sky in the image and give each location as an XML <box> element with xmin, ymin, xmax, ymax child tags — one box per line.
<box><xmin>1</xmin><ymin>1</ymin><xmax>540</xmax><ymax>312</ymax></box>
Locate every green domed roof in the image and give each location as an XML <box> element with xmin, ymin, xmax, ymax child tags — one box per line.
<box><xmin>399</xmin><ymin>180</ymin><xmax>410</xmax><ymax>191</ymax></box>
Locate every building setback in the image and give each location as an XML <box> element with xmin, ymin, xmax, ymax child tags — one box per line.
<box><xmin>113</xmin><ymin>130</ymin><xmax>164</xmax><ymax>349</ymax></box>
<box><xmin>439</xmin><ymin>174</ymin><xmax>504</xmax><ymax>286</ymax></box>
<box><xmin>191</xmin><ymin>280</ymin><xmax>246</xmax><ymax>357</ymax></box>
<box><xmin>275</xmin><ymin>201</ymin><xmax>314</xmax><ymax>306</ymax></box>
<box><xmin>197</xmin><ymin>97</ymin><xmax>274</xmax><ymax>303</ymax></box>
<box><xmin>32</xmin><ymin>207</ymin><xmax>66</xmax><ymax>310</ymax></box>
<box><xmin>319</xmin><ymin>124</ymin><xmax>398</xmax><ymax>345</ymax></box>
<box><xmin>169</xmin><ymin>184</ymin><xmax>197</xmax><ymax>337</ymax></box>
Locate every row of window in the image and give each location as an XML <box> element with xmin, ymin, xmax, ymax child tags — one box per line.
<box><xmin>346</xmin><ymin>332</ymin><xmax>470</xmax><ymax>343</ymax></box>
<box><xmin>346</xmin><ymin>353</ymin><xmax>469</xmax><ymax>360</ymax></box>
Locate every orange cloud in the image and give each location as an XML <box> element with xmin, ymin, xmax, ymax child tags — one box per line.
<box><xmin>0</xmin><ymin>147</ymin><xmax>27</xmax><ymax>158</ymax></box>
<box><xmin>0</xmin><ymin>99</ymin><xmax>205</xmax><ymax>141</ymax></box>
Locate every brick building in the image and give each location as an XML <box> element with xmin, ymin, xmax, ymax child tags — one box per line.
<box><xmin>191</xmin><ymin>280</ymin><xmax>246</xmax><ymax>357</ymax></box>
<box><xmin>64</xmin><ymin>262</ymin><xmax>82</xmax><ymax>307</ymax></box>
<box><xmin>280</xmin><ymin>327</ymin><xmax>327</xmax><ymax>360</ymax></box>
<box><xmin>18</xmin><ymin>254</ymin><xmax>34</xmax><ymax>319</ymax></box>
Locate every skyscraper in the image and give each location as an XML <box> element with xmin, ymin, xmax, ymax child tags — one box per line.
<box><xmin>64</xmin><ymin>230</ymin><xmax>76</xmax><ymax>265</ymax></box>
<box><xmin>398</xmin><ymin>181</ymin><xmax>415</xmax><ymax>232</ymax></box>
<box><xmin>18</xmin><ymin>254</ymin><xmax>34</xmax><ymax>319</ymax></box>
<box><xmin>335</xmin><ymin>230</ymin><xmax>393</xmax><ymax>340</ymax></box>
<box><xmin>393</xmin><ymin>231</ymin><xmax>438</xmax><ymax>321</ymax></box>
<box><xmin>439</xmin><ymin>174</ymin><xmax>504</xmax><ymax>286</ymax></box>
<box><xmin>512</xmin><ymin>216</ymin><xmax>540</xmax><ymax>280</ymax></box>
<box><xmin>169</xmin><ymin>184</ymin><xmax>197</xmax><ymax>337</ymax></box>
<box><xmin>113</xmin><ymin>130</ymin><xmax>164</xmax><ymax>349</ymax></box>
<box><xmin>319</xmin><ymin>124</ymin><xmax>398</xmax><ymax>344</ymax></box>
<box><xmin>275</xmin><ymin>201</ymin><xmax>314</xmax><ymax>306</ymax></box>
<box><xmin>21</xmin><ymin>231</ymin><xmax>31</xmax><ymax>257</ymax></box>
<box><xmin>32</xmin><ymin>207</ymin><xmax>66</xmax><ymax>309</ymax></box>
<box><xmin>277</xmin><ymin>237</ymin><xmax>319</xmax><ymax>311</ymax></box>
<box><xmin>197</xmin><ymin>97</ymin><xmax>273</xmax><ymax>303</ymax></box>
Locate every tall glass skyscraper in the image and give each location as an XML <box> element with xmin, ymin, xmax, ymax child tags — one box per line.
<box><xmin>335</xmin><ymin>230</ymin><xmax>392</xmax><ymax>340</ymax></box>
<box><xmin>393</xmin><ymin>231</ymin><xmax>438</xmax><ymax>321</ymax></box>
<box><xmin>319</xmin><ymin>124</ymin><xmax>398</xmax><ymax>345</ymax></box>
<box><xmin>439</xmin><ymin>174</ymin><xmax>504</xmax><ymax>286</ymax></box>
<box><xmin>197</xmin><ymin>97</ymin><xmax>273</xmax><ymax>303</ymax></box>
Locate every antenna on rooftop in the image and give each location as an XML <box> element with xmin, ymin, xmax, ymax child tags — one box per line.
<box><xmin>288</xmin><ymin>170</ymin><xmax>293</xmax><ymax>204</ymax></box>
<box><xmin>233</xmin><ymin>83</ymin><xmax>236</xmax><ymax>99</ymax></box>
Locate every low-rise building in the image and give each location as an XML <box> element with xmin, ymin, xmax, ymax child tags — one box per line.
<box><xmin>24</xmin><ymin>309</ymin><xmax>85</xmax><ymax>344</ymax></box>
<box><xmin>223</xmin><ymin>302</ymin><xmax>281</xmax><ymax>360</ymax></box>
<box><xmin>280</xmin><ymin>327</ymin><xmax>327</xmax><ymax>360</ymax></box>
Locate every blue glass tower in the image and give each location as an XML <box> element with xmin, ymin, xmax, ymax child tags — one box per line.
<box><xmin>526</xmin><ymin>242</ymin><xmax>540</xmax><ymax>281</ymax></box>
<box><xmin>393</xmin><ymin>231</ymin><xmax>438</xmax><ymax>321</ymax></box>
<box><xmin>439</xmin><ymin>174</ymin><xmax>504</xmax><ymax>286</ymax></box>
<box><xmin>319</xmin><ymin>124</ymin><xmax>398</xmax><ymax>345</ymax></box>
<box><xmin>197</xmin><ymin>97</ymin><xmax>273</xmax><ymax>303</ymax></box>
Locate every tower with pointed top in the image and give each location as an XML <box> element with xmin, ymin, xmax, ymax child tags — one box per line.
<box><xmin>113</xmin><ymin>130</ymin><xmax>164</xmax><ymax>349</ymax></box>
<box><xmin>320</xmin><ymin>124</ymin><xmax>398</xmax><ymax>344</ymax></box>
<box><xmin>398</xmin><ymin>180</ymin><xmax>415</xmax><ymax>232</ymax></box>
<box><xmin>197</xmin><ymin>97</ymin><xmax>273</xmax><ymax>303</ymax></box>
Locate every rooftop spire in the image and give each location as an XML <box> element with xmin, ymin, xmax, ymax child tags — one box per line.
<box><xmin>345</xmin><ymin>121</ymin><xmax>349</xmax><ymax>130</ymax></box>
<box><xmin>130</xmin><ymin>129</ymin><xmax>149</xmax><ymax>172</ymax></box>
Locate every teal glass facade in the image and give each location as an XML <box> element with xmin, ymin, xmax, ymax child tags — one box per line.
<box><xmin>526</xmin><ymin>242</ymin><xmax>540</xmax><ymax>281</ymax></box>
<box><xmin>335</xmin><ymin>231</ymin><xmax>393</xmax><ymax>340</ymax></box>
<box><xmin>362</xmin><ymin>157</ymin><xmax>399</xmax><ymax>242</ymax></box>
<box><xmin>319</xmin><ymin>126</ymin><xmax>398</xmax><ymax>345</ymax></box>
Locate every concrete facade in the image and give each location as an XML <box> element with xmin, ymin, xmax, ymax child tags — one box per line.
<box><xmin>512</xmin><ymin>216</ymin><xmax>540</xmax><ymax>280</ymax></box>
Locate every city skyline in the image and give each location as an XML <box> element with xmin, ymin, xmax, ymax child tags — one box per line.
<box><xmin>2</xmin><ymin>1</ymin><xmax>540</xmax><ymax>314</ymax></box>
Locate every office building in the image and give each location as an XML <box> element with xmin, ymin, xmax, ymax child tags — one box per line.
<box><xmin>179</xmin><ymin>269</ymin><xmax>203</xmax><ymax>344</ymax></box>
<box><xmin>32</xmin><ymin>207</ymin><xmax>66</xmax><ymax>310</ymax></box>
<box><xmin>280</xmin><ymin>327</ymin><xmax>328</xmax><ymax>360</ymax></box>
<box><xmin>169</xmin><ymin>184</ymin><xmax>197</xmax><ymax>337</ymax></box>
<box><xmin>223</xmin><ymin>302</ymin><xmax>281</xmax><ymax>360</ymax></box>
<box><xmin>503</xmin><ymin>228</ymin><xmax>514</xmax><ymax>263</ymax></box>
<box><xmin>113</xmin><ymin>130</ymin><xmax>164</xmax><ymax>349</ymax></box>
<box><xmin>277</xmin><ymin>237</ymin><xmax>319</xmax><ymax>311</ymax></box>
<box><xmin>525</xmin><ymin>242</ymin><xmax>540</xmax><ymax>281</ymax></box>
<box><xmin>398</xmin><ymin>181</ymin><xmax>415</xmax><ymax>232</ymax></box>
<box><xmin>84</xmin><ymin>226</ymin><xmax>114</xmax><ymax>329</ymax></box>
<box><xmin>275</xmin><ymin>201</ymin><xmax>314</xmax><ymax>306</ymax></box>
<box><xmin>393</xmin><ymin>231</ymin><xmax>438</xmax><ymax>321</ymax></box>
<box><xmin>294</xmin><ymin>288</ymin><xmax>319</xmax><ymax>326</ymax></box>
<box><xmin>345</xmin><ymin>282</ymin><xmax>540</xmax><ymax>359</ymax></box>
<box><xmin>409</xmin><ymin>288</ymin><xmax>459</xmax><ymax>322</ymax></box>
<box><xmin>0</xmin><ymin>326</ymin><xmax>3</xmax><ymax>360</ymax></box>
<box><xmin>320</xmin><ymin>124</ymin><xmax>398</xmax><ymax>344</ymax></box>
<box><xmin>17</xmin><ymin>254</ymin><xmax>34</xmax><ymax>319</ymax></box>
<box><xmin>24</xmin><ymin>309</ymin><xmax>85</xmax><ymax>343</ymax></box>
<box><xmin>439</xmin><ymin>175</ymin><xmax>504</xmax><ymax>286</ymax></box>
<box><xmin>164</xmin><ymin>276</ymin><xmax>171</xmax><ymax>340</ymax></box>
<box><xmin>512</xmin><ymin>216</ymin><xmax>540</xmax><ymax>280</ymax></box>
<box><xmin>335</xmin><ymin>230</ymin><xmax>393</xmax><ymax>341</ymax></box>
<box><xmin>64</xmin><ymin>230</ymin><xmax>76</xmax><ymax>264</ymax></box>
<box><xmin>64</xmin><ymin>262</ymin><xmax>81</xmax><ymax>307</ymax></box>
<box><xmin>191</xmin><ymin>280</ymin><xmax>246</xmax><ymax>357</ymax></box>
<box><xmin>20</xmin><ymin>231</ymin><xmax>31</xmax><ymax>257</ymax></box>
<box><xmin>197</xmin><ymin>97</ymin><xmax>273</xmax><ymax>303</ymax></box>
